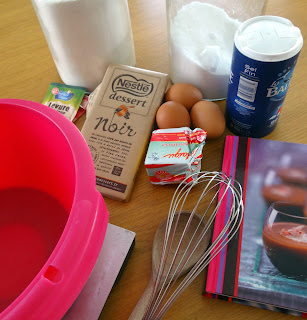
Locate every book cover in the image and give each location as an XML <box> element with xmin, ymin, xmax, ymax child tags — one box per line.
<box><xmin>205</xmin><ymin>136</ymin><xmax>307</xmax><ymax>317</ymax></box>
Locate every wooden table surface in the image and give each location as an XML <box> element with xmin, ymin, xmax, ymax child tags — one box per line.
<box><xmin>1</xmin><ymin>0</ymin><xmax>306</xmax><ymax>319</ymax></box>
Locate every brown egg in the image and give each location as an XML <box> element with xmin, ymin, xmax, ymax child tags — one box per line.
<box><xmin>156</xmin><ymin>101</ymin><xmax>191</xmax><ymax>129</ymax></box>
<box><xmin>190</xmin><ymin>101</ymin><xmax>225</xmax><ymax>139</ymax></box>
<box><xmin>165</xmin><ymin>83</ymin><xmax>203</xmax><ymax>111</ymax></box>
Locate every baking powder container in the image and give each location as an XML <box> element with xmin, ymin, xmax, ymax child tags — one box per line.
<box><xmin>225</xmin><ymin>16</ymin><xmax>303</xmax><ymax>138</ymax></box>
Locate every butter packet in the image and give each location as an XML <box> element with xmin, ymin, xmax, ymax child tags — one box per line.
<box><xmin>145</xmin><ymin>127</ymin><xmax>207</xmax><ymax>184</ymax></box>
<box><xmin>42</xmin><ymin>82</ymin><xmax>86</xmax><ymax>121</ymax></box>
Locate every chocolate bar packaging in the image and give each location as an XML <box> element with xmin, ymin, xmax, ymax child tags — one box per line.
<box><xmin>81</xmin><ymin>64</ymin><xmax>169</xmax><ymax>201</ymax></box>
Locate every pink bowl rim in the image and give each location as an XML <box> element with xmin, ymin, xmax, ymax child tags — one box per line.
<box><xmin>0</xmin><ymin>99</ymin><xmax>108</xmax><ymax>319</ymax></box>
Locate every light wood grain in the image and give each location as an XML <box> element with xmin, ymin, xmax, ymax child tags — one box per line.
<box><xmin>1</xmin><ymin>0</ymin><xmax>306</xmax><ymax>319</ymax></box>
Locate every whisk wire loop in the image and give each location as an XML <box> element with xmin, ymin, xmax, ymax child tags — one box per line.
<box><xmin>148</xmin><ymin>178</ymin><xmax>226</xmax><ymax>317</ymax></box>
<box><xmin>144</xmin><ymin>171</ymin><xmax>244</xmax><ymax>320</ymax></box>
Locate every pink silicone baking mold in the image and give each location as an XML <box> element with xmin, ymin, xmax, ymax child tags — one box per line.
<box><xmin>0</xmin><ymin>99</ymin><xmax>108</xmax><ymax>319</ymax></box>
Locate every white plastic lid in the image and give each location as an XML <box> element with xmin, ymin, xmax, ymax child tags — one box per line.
<box><xmin>235</xmin><ymin>16</ymin><xmax>303</xmax><ymax>62</ymax></box>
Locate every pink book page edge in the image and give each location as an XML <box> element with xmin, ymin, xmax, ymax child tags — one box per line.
<box><xmin>206</xmin><ymin>136</ymin><xmax>237</xmax><ymax>293</ymax></box>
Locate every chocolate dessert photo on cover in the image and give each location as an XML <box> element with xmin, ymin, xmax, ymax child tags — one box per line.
<box><xmin>205</xmin><ymin>136</ymin><xmax>307</xmax><ymax>316</ymax></box>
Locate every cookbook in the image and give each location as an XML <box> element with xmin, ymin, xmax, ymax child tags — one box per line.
<box><xmin>204</xmin><ymin>136</ymin><xmax>307</xmax><ymax>317</ymax></box>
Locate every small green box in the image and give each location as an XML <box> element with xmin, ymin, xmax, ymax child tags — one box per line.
<box><xmin>42</xmin><ymin>82</ymin><xmax>86</xmax><ymax>121</ymax></box>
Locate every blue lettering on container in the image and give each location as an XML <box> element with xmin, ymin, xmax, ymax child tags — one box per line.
<box><xmin>225</xmin><ymin>46</ymin><xmax>300</xmax><ymax>138</ymax></box>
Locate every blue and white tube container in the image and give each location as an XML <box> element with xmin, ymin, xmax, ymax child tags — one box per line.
<box><xmin>225</xmin><ymin>16</ymin><xmax>303</xmax><ymax>138</ymax></box>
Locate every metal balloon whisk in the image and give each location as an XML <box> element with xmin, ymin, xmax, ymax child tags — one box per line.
<box><xmin>142</xmin><ymin>171</ymin><xmax>244</xmax><ymax>320</ymax></box>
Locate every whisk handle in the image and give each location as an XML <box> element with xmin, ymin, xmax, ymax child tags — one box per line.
<box><xmin>129</xmin><ymin>277</ymin><xmax>155</xmax><ymax>320</ymax></box>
